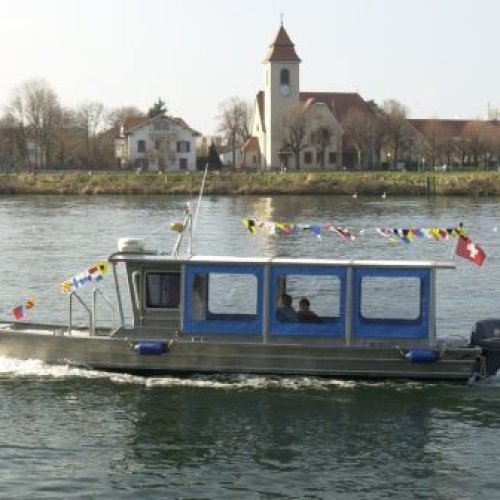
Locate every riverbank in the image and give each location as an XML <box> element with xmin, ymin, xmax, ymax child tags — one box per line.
<box><xmin>0</xmin><ymin>171</ymin><xmax>498</xmax><ymax>196</ymax></box>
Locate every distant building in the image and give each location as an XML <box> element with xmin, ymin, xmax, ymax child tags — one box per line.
<box><xmin>196</xmin><ymin>135</ymin><xmax>222</xmax><ymax>154</ymax></box>
<box><xmin>246</xmin><ymin>24</ymin><xmax>374</xmax><ymax>169</ymax></box>
<box><xmin>216</xmin><ymin>143</ymin><xmax>244</xmax><ymax>167</ymax></box>
<box><xmin>487</xmin><ymin>105</ymin><xmax>500</xmax><ymax>121</ymax></box>
<box><xmin>115</xmin><ymin>114</ymin><xmax>200</xmax><ymax>171</ymax></box>
<box><xmin>407</xmin><ymin>118</ymin><xmax>500</xmax><ymax>168</ymax></box>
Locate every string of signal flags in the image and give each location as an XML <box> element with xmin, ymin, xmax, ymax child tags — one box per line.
<box><xmin>11</xmin><ymin>220</ymin><xmax>487</xmax><ymax>322</ymax></box>
<box><xmin>241</xmin><ymin>218</ymin><xmax>486</xmax><ymax>267</ymax></box>
<box><xmin>11</xmin><ymin>260</ymin><xmax>109</xmax><ymax>321</ymax></box>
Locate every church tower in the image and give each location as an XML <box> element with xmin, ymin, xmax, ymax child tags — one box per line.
<box><xmin>263</xmin><ymin>24</ymin><xmax>301</xmax><ymax>168</ymax></box>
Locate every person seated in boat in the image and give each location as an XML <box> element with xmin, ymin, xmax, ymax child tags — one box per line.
<box><xmin>276</xmin><ymin>293</ymin><xmax>298</xmax><ymax>322</ymax></box>
<box><xmin>298</xmin><ymin>297</ymin><xmax>322</xmax><ymax>323</ymax></box>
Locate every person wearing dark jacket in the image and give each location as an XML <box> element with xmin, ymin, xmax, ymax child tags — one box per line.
<box><xmin>297</xmin><ymin>297</ymin><xmax>322</xmax><ymax>323</ymax></box>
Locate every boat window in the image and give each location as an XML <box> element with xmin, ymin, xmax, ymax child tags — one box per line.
<box><xmin>145</xmin><ymin>272</ymin><xmax>181</xmax><ymax>309</ymax></box>
<box><xmin>276</xmin><ymin>274</ymin><xmax>341</xmax><ymax>323</ymax></box>
<box><xmin>207</xmin><ymin>273</ymin><xmax>258</xmax><ymax>319</ymax></box>
<box><xmin>184</xmin><ymin>264</ymin><xmax>264</xmax><ymax>335</ymax></box>
<box><xmin>361</xmin><ymin>276</ymin><xmax>420</xmax><ymax>320</ymax></box>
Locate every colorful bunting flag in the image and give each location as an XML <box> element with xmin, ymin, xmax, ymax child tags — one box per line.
<box><xmin>241</xmin><ymin>219</ymin><xmax>472</xmax><ymax>247</ymax></box>
<box><xmin>61</xmin><ymin>261</ymin><xmax>109</xmax><ymax>293</ymax></box>
<box><xmin>12</xmin><ymin>297</ymin><xmax>36</xmax><ymax>320</ymax></box>
<box><xmin>327</xmin><ymin>226</ymin><xmax>356</xmax><ymax>242</ymax></box>
<box><xmin>242</xmin><ymin>218</ymin><xmax>257</xmax><ymax>234</ymax></box>
<box><xmin>375</xmin><ymin>225</ymin><xmax>467</xmax><ymax>244</ymax></box>
<box><xmin>13</xmin><ymin>305</ymin><xmax>25</xmax><ymax>320</ymax></box>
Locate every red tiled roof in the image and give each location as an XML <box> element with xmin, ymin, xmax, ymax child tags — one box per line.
<box><xmin>123</xmin><ymin>115</ymin><xmax>200</xmax><ymax>136</ymax></box>
<box><xmin>408</xmin><ymin>118</ymin><xmax>474</xmax><ymax>138</ymax></box>
<box><xmin>299</xmin><ymin>92</ymin><xmax>373</xmax><ymax>120</ymax></box>
<box><xmin>263</xmin><ymin>25</ymin><xmax>301</xmax><ymax>63</ymax></box>
<box><xmin>254</xmin><ymin>91</ymin><xmax>373</xmax><ymax>131</ymax></box>
<box><xmin>171</xmin><ymin>117</ymin><xmax>201</xmax><ymax>136</ymax></box>
<box><xmin>242</xmin><ymin>136</ymin><xmax>260</xmax><ymax>152</ymax></box>
<box><xmin>123</xmin><ymin>116</ymin><xmax>149</xmax><ymax>134</ymax></box>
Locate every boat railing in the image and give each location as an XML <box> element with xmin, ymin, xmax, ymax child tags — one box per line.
<box><xmin>92</xmin><ymin>288</ymin><xmax>117</xmax><ymax>333</ymax></box>
<box><xmin>68</xmin><ymin>288</ymin><xmax>117</xmax><ymax>336</ymax></box>
<box><xmin>68</xmin><ymin>291</ymin><xmax>93</xmax><ymax>336</ymax></box>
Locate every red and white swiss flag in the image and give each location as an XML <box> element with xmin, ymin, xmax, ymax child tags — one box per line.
<box><xmin>455</xmin><ymin>236</ymin><xmax>486</xmax><ymax>266</ymax></box>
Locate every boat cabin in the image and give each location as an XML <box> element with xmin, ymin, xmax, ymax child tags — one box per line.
<box><xmin>110</xmin><ymin>249</ymin><xmax>452</xmax><ymax>347</ymax></box>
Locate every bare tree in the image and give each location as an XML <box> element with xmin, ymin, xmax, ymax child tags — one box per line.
<box><xmin>217</xmin><ymin>97</ymin><xmax>250</xmax><ymax>169</ymax></box>
<box><xmin>341</xmin><ymin>108</ymin><xmax>377</xmax><ymax>169</ymax></box>
<box><xmin>419</xmin><ymin>119</ymin><xmax>454</xmax><ymax>169</ymax></box>
<box><xmin>478</xmin><ymin>121</ymin><xmax>500</xmax><ymax>169</ymax></box>
<box><xmin>462</xmin><ymin>121</ymin><xmax>489</xmax><ymax>168</ymax></box>
<box><xmin>76</xmin><ymin>102</ymin><xmax>106</xmax><ymax>168</ymax></box>
<box><xmin>310</xmin><ymin>125</ymin><xmax>332</xmax><ymax>169</ymax></box>
<box><xmin>281</xmin><ymin>104</ymin><xmax>308</xmax><ymax>170</ymax></box>
<box><xmin>107</xmin><ymin>106</ymin><xmax>145</xmax><ymax>133</ymax></box>
<box><xmin>50</xmin><ymin>106</ymin><xmax>77</xmax><ymax>168</ymax></box>
<box><xmin>8</xmin><ymin>79</ymin><xmax>60</xmax><ymax>170</ymax></box>
<box><xmin>380</xmin><ymin>99</ymin><xmax>411</xmax><ymax>169</ymax></box>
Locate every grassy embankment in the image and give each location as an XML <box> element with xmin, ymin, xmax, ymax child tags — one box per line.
<box><xmin>0</xmin><ymin>171</ymin><xmax>499</xmax><ymax>196</ymax></box>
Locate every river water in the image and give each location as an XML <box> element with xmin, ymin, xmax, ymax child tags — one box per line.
<box><xmin>1</xmin><ymin>194</ymin><xmax>500</xmax><ymax>499</ymax></box>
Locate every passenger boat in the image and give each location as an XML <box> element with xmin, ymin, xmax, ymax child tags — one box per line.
<box><xmin>0</xmin><ymin>206</ymin><xmax>499</xmax><ymax>381</ymax></box>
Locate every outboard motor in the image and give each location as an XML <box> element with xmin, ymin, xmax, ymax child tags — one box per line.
<box><xmin>470</xmin><ymin>319</ymin><xmax>500</xmax><ymax>377</ymax></box>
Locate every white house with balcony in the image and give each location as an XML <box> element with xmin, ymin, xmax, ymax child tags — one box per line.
<box><xmin>115</xmin><ymin>114</ymin><xmax>199</xmax><ymax>171</ymax></box>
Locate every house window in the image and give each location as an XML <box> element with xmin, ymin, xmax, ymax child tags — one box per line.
<box><xmin>179</xmin><ymin>158</ymin><xmax>188</xmax><ymax>170</ymax></box>
<box><xmin>329</xmin><ymin>152</ymin><xmax>337</xmax><ymax>164</ymax></box>
<box><xmin>304</xmin><ymin>151</ymin><xmax>312</xmax><ymax>164</ymax></box>
<box><xmin>177</xmin><ymin>141</ymin><xmax>190</xmax><ymax>153</ymax></box>
<box><xmin>252</xmin><ymin>155</ymin><xmax>257</xmax><ymax>164</ymax></box>
<box><xmin>137</xmin><ymin>140</ymin><xmax>146</xmax><ymax>153</ymax></box>
<box><xmin>155</xmin><ymin>140</ymin><xmax>162</xmax><ymax>151</ymax></box>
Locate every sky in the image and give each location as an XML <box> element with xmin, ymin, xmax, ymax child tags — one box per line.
<box><xmin>1</xmin><ymin>0</ymin><xmax>499</xmax><ymax>134</ymax></box>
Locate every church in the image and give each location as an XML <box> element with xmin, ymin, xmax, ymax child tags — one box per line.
<box><xmin>243</xmin><ymin>24</ymin><xmax>373</xmax><ymax>170</ymax></box>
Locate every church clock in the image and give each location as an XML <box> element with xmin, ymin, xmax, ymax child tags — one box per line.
<box><xmin>280</xmin><ymin>68</ymin><xmax>291</xmax><ymax>97</ymax></box>
<box><xmin>280</xmin><ymin>84</ymin><xmax>290</xmax><ymax>96</ymax></box>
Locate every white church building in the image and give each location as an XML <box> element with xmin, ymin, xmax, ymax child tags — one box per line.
<box><xmin>243</xmin><ymin>24</ymin><xmax>373</xmax><ymax>170</ymax></box>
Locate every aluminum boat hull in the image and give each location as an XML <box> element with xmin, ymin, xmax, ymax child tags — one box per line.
<box><xmin>0</xmin><ymin>324</ymin><xmax>480</xmax><ymax>380</ymax></box>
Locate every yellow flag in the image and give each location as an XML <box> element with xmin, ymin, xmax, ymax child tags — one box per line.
<box><xmin>97</xmin><ymin>261</ymin><xmax>109</xmax><ymax>275</ymax></box>
<box><xmin>170</xmin><ymin>222</ymin><xmax>184</xmax><ymax>233</ymax></box>
<box><xmin>242</xmin><ymin>218</ymin><xmax>257</xmax><ymax>234</ymax></box>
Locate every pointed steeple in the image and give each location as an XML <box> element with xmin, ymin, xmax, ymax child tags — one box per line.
<box><xmin>263</xmin><ymin>25</ymin><xmax>301</xmax><ymax>63</ymax></box>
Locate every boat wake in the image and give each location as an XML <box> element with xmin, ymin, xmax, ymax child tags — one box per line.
<box><xmin>1</xmin><ymin>356</ymin><xmax>499</xmax><ymax>391</ymax></box>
